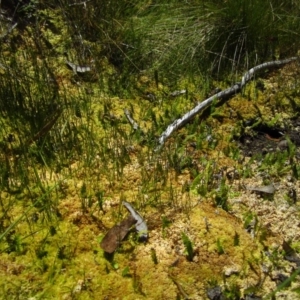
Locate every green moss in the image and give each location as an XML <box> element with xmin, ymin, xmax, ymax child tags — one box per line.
<box><xmin>0</xmin><ymin>3</ymin><xmax>299</xmax><ymax>299</ymax></box>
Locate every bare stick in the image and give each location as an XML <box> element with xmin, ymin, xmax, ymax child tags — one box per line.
<box><xmin>156</xmin><ymin>56</ymin><xmax>299</xmax><ymax>150</ymax></box>
<box><xmin>124</xmin><ymin>108</ymin><xmax>144</xmax><ymax>134</ymax></box>
<box><xmin>241</xmin><ymin>57</ymin><xmax>298</xmax><ymax>85</ymax></box>
<box><xmin>66</xmin><ymin>61</ymin><xmax>91</xmax><ymax>74</ymax></box>
<box><xmin>123</xmin><ymin>201</ymin><xmax>148</xmax><ymax>240</ymax></box>
<box><xmin>0</xmin><ymin>23</ymin><xmax>18</xmax><ymax>40</ymax></box>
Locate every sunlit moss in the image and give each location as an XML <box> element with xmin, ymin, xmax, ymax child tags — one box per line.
<box><xmin>0</xmin><ymin>3</ymin><xmax>299</xmax><ymax>299</ymax></box>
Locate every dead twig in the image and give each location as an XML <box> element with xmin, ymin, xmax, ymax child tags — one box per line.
<box><xmin>0</xmin><ymin>23</ymin><xmax>18</xmax><ymax>40</ymax></box>
<box><xmin>156</xmin><ymin>56</ymin><xmax>299</xmax><ymax>150</ymax></box>
<box><xmin>168</xmin><ymin>274</ymin><xmax>190</xmax><ymax>300</ymax></box>
<box><xmin>124</xmin><ymin>108</ymin><xmax>145</xmax><ymax>134</ymax></box>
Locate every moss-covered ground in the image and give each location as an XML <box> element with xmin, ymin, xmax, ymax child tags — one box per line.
<box><xmin>0</xmin><ymin>6</ymin><xmax>300</xmax><ymax>300</ymax></box>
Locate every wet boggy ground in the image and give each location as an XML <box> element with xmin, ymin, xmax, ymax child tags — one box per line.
<box><xmin>238</xmin><ymin>117</ymin><xmax>300</xmax><ymax>158</ymax></box>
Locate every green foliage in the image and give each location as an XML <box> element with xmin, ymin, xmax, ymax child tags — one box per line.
<box><xmin>132</xmin><ymin>268</ymin><xmax>145</xmax><ymax>296</ymax></box>
<box><xmin>191</xmin><ymin>159</ymin><xmax>215</xmax><ymax>197</ymax></box>
<box><xmin>223</xmin><ymin>283</ymin><xmax>241</xmax><ymax>300</ymax></box>
<box><xmin>3</xmin><ymin>0</ymin><xmax>300</xmax><ymax>84</ymax></box>
<box><xmin>122</xmin><ymin>266</ymin><xmax>131</xmax><ymax>277</ymax></box>
<box><xmin>150</xmin><ymin>248</ymin><xmax>158</xmax><ymax>265</ymax></box>
<box><xmin>233</xmin><ymin>232</ymin><xmax>240</xmax><ymax>247</ymax></box>
<box><xmin>223</xmin><ymin>144</ymin><xmax>241</xmax><ymax>161</ymax></box>
<box><xmin>181</xmin><ymin>232</ymin><xmax>194</xmax><ymax>261</ymax></box>
<box><xmin>162</xmin><ymin>216</ymin><xmax>172</xmax><ymax>238</ymax></box>
<box><xmin>216</xmin><ymin>238</ymin><xmax>225</xmax><ymax>255</ymax></box>
<box><xmin>5</xmin><ymin>233</ymin><xmax>26</xmax><ymax>254</ymax></box>
<box><xmin>258</xmin><ymin>144</ymin><xmax>295</xmax><ymax>178</ymax></box>
<box><xmin>214</xmin><ymin>177</ymin><xmax>229</xmax><ymax>211</ymax></box>
<box><xmin>243</xmin><ymin>211</ymin><xmax>256</xmax><ymax>230</ymax></box>
<box><xmin>128</xmin><ymin>0</ymin><xmax>300</xmax><ymax>80</ymax></box>
<box><xmin>0</xmin><ymin>1</ymin><xmax>299</xmax><ymax>298</ymax></box>
<box><xmin>95</xmin><ymin>190</ymin><xmax>105</xmax><ymax>211</ymax></box>
<box><xmin>167</xmin><ymin>150</ymin><xmax>193</xmax><ymax>175</ymax></box>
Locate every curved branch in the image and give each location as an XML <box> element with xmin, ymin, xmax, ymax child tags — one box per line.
<box><xmin>124</xmin><ymin>108</ymin><xmax>142</xmax><ymax>132</ymax></box>
<box><xmin>156</xmin><ymin>56</ymin><xmax>299</xmax><ymax>150</ymax></box>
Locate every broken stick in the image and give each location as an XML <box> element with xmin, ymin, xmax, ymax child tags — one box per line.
<box><xmin>156</xmin><ymin>56</ymin><xmax>299</xmax><ymax>150</ymax></box>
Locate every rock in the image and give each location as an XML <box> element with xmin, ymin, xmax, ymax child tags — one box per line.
<box><xmin>207</xmin><ymin>286</ymin><xmax>224</xmax><ymax>300</ymax></box>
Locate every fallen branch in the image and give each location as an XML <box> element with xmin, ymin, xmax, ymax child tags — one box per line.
<box><xmin>123</xmin><ymin>201</ymin><xmax>148</xmax><ymax>240</ymax></box>
<box><xmin>66</xmin><ymin>60</ymin><xmax>91</xmax><ymax>74</ymax></box>
<box><xmin>0</xmin><ymin>23</ymin><xmax>18</xmax><ymax>40</ymax></box>
<box><xmin>124</xmin><ymin>108</ymin><xmax>145</xmax><ymax>135</ymax></box>
<box><xmin>156</xmin><ymin>56</ymin><xmax>299</xmax><ymax>150</ymax></box>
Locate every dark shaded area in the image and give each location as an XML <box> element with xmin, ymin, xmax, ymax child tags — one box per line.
<box><xmin>1</xmin><ymin>0</ymin><xmax>30</xmax><ymax>12</ymax></box>
<box><xmin>282</xmin><ymin>240</ymin><xmax>300</xmax><ymax>267</ymax></box>
<box><xmin>0</xmin><ymin>0</ymin><xmax>34</xmax><ymax>24</ymax></box>
<box><xmin>237</xmin><ymin>119</ymin><xmax>300</xmax><ymax>157</ymax></box>
<box><xmin>245</xmin><ymin>294</ymin><xmax>262</xmax><ymax>300</ymax></box>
